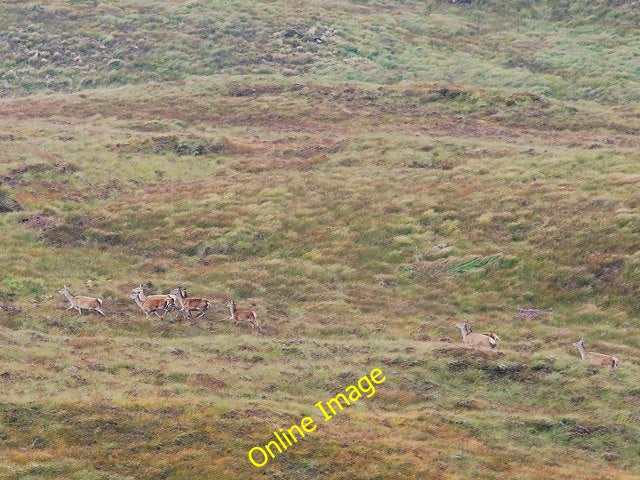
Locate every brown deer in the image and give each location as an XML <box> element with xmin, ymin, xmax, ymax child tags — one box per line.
<box><xmin>132</xmin><ymin>285</ymin><xmax>179</xmax><ymax>318</ymax></box>
<box><xmin>227</xmin><ymin>300</ymin><xmax>263</xmax><ymax>333</ymax></box>
<box><xmin>129</xmin><ymin>290</ymin><xmax>171</xmax><ymax>319</ymax></box>
<box><xmin>465</xmin><ymin>323</ymin><xmax>500</xmax><ymax>343</ymax></box>
<box><xmin>572</xmin><ymin>338</ymin><xmax>618</xmax><ymax>370</ymax></box>
<box><xmin>170</xmin><ymin>287</ymin><xmax>210</xmax><ymax>320</ymax></box>
<box><xmin>58</xmin><ymin>285</ymin><xmax>105</xmax><ymax>316</ymax></box>
<box><xmin>455</xmin><ymin>321</ymin><xmax>496</xmax><ymax>349</ymax></box>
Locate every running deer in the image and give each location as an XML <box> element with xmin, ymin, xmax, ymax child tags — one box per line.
<box><xmin>129</xmin><ymin>290</ymin><xmax>171</xmax><ymax>319</ymax></box>
<box><xmin>572</xmin><ymin>338</ymin><xmax>619</xmax><ymax>370</ymax></box>
<box><xmin>58</xmin><ymin>285</ymin><xmax>105</xmax><ymax>316</ymax></box>
<box><xmin>455</xmin><ymin>321</ymin><xmax>497</xmax><ymax>349</ymax></box>
<box><xmin>132</xmin><ymin>285</ymin><xmax>179</xmax><ymax>317</ymax></box>
<box><xmin>170</xmin><ymin>287</ymin><xmax>210</xmax><ymax>320</ymax></box>
<box><xmin>227</xmin><ymin>300</ymin><xmax>263</xmax><ymax>333</ymax></box>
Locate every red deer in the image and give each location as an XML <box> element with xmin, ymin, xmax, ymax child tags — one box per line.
<box><xmin>171</xmin><ymin>287</ymin><xmax>210</xmax><ymax>320</ymax></box>
<box><xmin>227</xmin><ymin>300</ymin><xmax>263</xmax><ymax>333</ymax></box>
<box><xmin>573</xmin><ymin>338</ymin><xmax>618</xmax><ymax>370</ymax></box>
<box><xmin>129</xmin><ymin>290</ymin><xmax>171</xmax><ymax>319</ymax></box>
<box><xmin>132</xmin><ymin>284</ymin><xmax>179</xmax><ymax>318</ymax></box>
<box><xmin>454</xmin><ymin>321</ymin><xmax>497</xmax><ymax>349</ymax></box>
<box><xmin>465</xmin><ymin>323</ymin><xmax>500</xmax><ymax>344</ymax></box>
<box><xmin>58</xmin><ymin>285</ymin><xmax>105</xmax><ymax>316</ymax></box>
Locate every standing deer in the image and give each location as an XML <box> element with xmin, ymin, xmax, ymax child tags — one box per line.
<box><xmin>455</xmin><ymin>321</ymin><xmax>496</xmax><ymax>349</ymax></box>
<box><xmin>572</xmin><ymin>338</ymin><xmax>619</xmax><ymax>370</ymax></box>
<box><xmin>227</xmin><ymin>300</ymin><xmax>263</xmax><ymax>333</ymax></box>
<box><xmin>58</xmin><ymin>285</ymin><xmax>105</xmax><ymax>316</ymax></box>
<box><xmin>132</xmin><ymin>285</ymin><xmax>179</xmax><ymax>318</ymax></box>
<box><xmin>129</xmin><ymin>290</ymin><xmax>171</xmax><ymax>319</ymax></box>
<box><xmin>170</xmin><ymin>287</ymin><xmax>210</xmax><ymax>320</ymax></box>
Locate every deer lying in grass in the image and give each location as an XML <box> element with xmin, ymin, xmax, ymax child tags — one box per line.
<box><xmin>132</xmin><ymin>284</ymin><xmax>179</xmax><ymax>318</ymax></box>
<box><xmin>170</xmin><ymin>287</ymin><xmax>210</xmax><ymax>320</ymax></box>
<box><xmin>129</xmin><ymin>290</ymin><xmax>171</xmax><ymax>319</ymax></box>
<box><xmin>465</xmin><ymin>323</ymin><xmax>500</xmax><ymax>343</ymax></box>
<box><xmin>455</xmin><ymin>321</ymin><xmax>497</xmax><ymax>349</ymax></box>
<box><xmin>573</xmin><ymin>338</ymin><xmax>619</xmax><ymax>370</ymax></box>
<box><xmin>227</xmin><ymin>300</ymin><xmax>263</xmax><ymax>333</ymax></box>
<box><xmin>58</xmin><ymin>285</ymin><xmax>105</xmax><ymax>316</ymax></box>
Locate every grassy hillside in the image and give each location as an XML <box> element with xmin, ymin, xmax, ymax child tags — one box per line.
<box><xmin>1</xmin><ymin>0</ymin><xmax>639</xmax><ymax>102</ymax></box>
<box><xmin>1</xmin><ymin>1</ymin><xmax>640</xmax><ymax>479</ymax></box>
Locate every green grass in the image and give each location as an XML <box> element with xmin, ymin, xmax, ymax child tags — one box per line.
<box><xmin>1</xmin><ymin>1</ymin><xmax>640</xmax><ymax>479</ymax></box>
<box><xmin>1</xmin><ymin>1</ymin><xmax>639</xmax><ymax>103</ymax></box>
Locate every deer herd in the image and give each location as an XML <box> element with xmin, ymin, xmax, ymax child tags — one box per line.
<box><xmin>58</xmin><ymin>284</ymin><xmax>263</xmax><ymax>333</ymax></box>
<box><xmin>56</xmin><ymin>285</ymin><xmax>619</xmax><ymax>370</ymax></box>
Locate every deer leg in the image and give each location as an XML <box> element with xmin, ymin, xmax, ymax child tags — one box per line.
<box><xmin>66</xmin><ymin>305</ymin><xmax>74</xmax><ymax>310</ymax></box>
<box><xmin>96</xmin><ymin>308</ymin><xmax>106</xmax><ymax>317</ymax></box>
<box><xmin>253</xmin><ymin>320</ymin><xmax>263</xmax><ymax>333</ymax></box>
<box><xmin>76</xmin><ymin>307</ymin><xmax>82</xmax><ymax>315</ymax></box>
